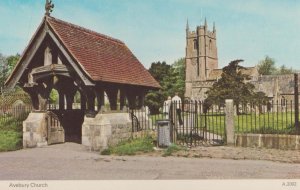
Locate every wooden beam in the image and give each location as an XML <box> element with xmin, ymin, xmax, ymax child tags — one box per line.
<box><xmin>6</xmin><ymin>29</ymin><xmax>47</xmax><ymax>89</ymax></box>
<box><xmin>47</xmin><ymin>29</ymin><xmax>95</xmax><ymax>86</ymax></box>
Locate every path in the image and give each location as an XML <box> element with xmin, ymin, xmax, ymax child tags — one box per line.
<box><xmin>0</xmin><ymin>143</ymin><xmax>299</xmax><ymax>180</ymax></box>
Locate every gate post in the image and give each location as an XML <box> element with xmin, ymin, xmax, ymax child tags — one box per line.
<box><xmin>295</xmin><ymin>73</ymin><xmax>299</xmax><ymax>134</ymax></box>
<box><xmin>225</xmin><ymin>99</ymin><xmax>235</xmax><ymax>145</ymax></box>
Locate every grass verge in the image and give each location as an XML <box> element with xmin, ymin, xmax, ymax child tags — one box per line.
<box><xmin>162</xmin><ymin>144</ymin><xmax>184</xmax><ymax>157</ymax></box>
<box><xmin>100</xmin><ymin>136</ymin><xmax>154</xmax><ymax>156</ymax></box>
<box><xmin>0</xmin><ymin>116</ymin><xmax>24</xmax><ymax>152</ymax></box>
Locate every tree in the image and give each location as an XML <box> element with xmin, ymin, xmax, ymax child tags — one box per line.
<box><xmin>148</xmin><ymin>61</ymin><xmax>171</xmax><ymax>82</ymax></box>
<box><xmin>277</xmin><ymin>65</ymin><xmax>294</xmax><ymax>75</ymax></box>
<box><xmin>0</xmin><ymin>53</ymin><xmax>21</xmax><ymax>94</ymax></box>
<box><xmin>145</xmin><ymin>61</ymin><xmax>171</xmax><ymax>114</ymax></box>
<box><xmin>257</xmin><ymin>56</ymin><xmax>276</xmax><ymax>75</ymax></box>
<box><xmin>6</xmin><ymin>54</ymin><xmax>20</xmax><ymax>73</ymax></box>
<box><xmin>0</xmin><ymin>53</ymin><xmax>7</xmax><ymax>91</ymax></box>
<box><xmin>257</xmin><ymin>56</ymin><xmax>296</xmax><ymax>75</ymax></box>
<box><xmin>170</xmin><ymin>58</ymin><xmax>185</xmax><ymax>98</ymax></box>
<box><xmin>205</xmin><ymin>60</ymin><xmax>268</xmax><ymax>113</ymax></box>
<box><xmin>145</xmin><ymin>59</ymin><xmax>186</xmax><ymax>114</ymax></box>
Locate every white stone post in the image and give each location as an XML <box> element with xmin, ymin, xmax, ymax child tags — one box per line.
<box><xmin>225</xmin><ymin>99</ymin><xmax>235</xmax><ymax>145</ymax></box>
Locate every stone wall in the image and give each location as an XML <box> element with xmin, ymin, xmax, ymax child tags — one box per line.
<box><xmin>235</xmin><ymin>134</ymin><xmax>300</xmax><ymax>150</ymax></box>
<box><xmin>23</xmin><ymin>112</ymin><xmax>48</xmax><ymax>148</ymax></box>
<box><xmin>82</xmin><ymin>112</ymin><xmax>132</xmax><ymax>151</ymax></box>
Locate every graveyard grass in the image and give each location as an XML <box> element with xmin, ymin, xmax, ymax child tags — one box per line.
<box><xmin>151</xmin><ymin>112</ymin><xmax>298</xmax><ymax>136</ymax></box>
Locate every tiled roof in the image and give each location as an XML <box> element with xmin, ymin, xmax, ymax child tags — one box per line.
<box><xmin>46</xmin><ymin>16</ymin><xmax>160</xmax><ymax>89</ymax></box>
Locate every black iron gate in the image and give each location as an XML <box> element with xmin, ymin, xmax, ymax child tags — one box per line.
<box><xmin>130</xmin><ymin>100</ymin><xmax>226</xmax><ymax>147</ymax></box>
<box><xmin>169</xmin><ymin>100</ymin><xmax>226</xmax><ymax>147</ymax></box>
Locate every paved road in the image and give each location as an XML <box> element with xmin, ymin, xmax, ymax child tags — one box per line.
<box><xmin>0</xmin><ymin>143</ymin><xmax>299</xmax><ymax>180</ymax></box>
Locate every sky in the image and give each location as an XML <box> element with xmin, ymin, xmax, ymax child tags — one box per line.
<box><xmin>0</xmin><ymin>0</ymin><xmax>300</xmax><ymax>69</ymax></box>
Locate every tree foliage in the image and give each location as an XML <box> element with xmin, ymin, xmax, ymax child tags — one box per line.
<box><xmin>257</xmin><ymin>56</ymin><xmax>276</xmax><ymax>75</ymax></box>
<box><xmin>0</xmin><ymin>53</ymin><xmax>8</xmax><ymax>91</ymax></box>
<box><xmin>257</xmin><ymin>56</ymin><xmax>295</xmax><ymax>75</ymax></box>
<box><xmin>145</xmin><ymin>58</ymin><xmax>185</xmax><ymax>114</ymax></box>
<box><xmin>0</xmin><ymin>53</ymin><xmax>20</xmax><ymax>94</ymax></box>
<box><xmin>277</xmin><ymin>65</ymin><xmax>294</xmax><ymax>75</ymax></box>
<box><xmin>205</xmin><ymin>60</ymin><xmax>268</xmax><ymax>111</ymax></box>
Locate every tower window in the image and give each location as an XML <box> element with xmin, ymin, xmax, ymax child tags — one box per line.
<box><xmin>193</xmin><ymin>39</ymin><xmax>198</xmax><ymax>49</ymax></box>
<box><xmin>209</xmin><ymin>39</ymin><xmax>212</xmax><ymax>50</ymax></box>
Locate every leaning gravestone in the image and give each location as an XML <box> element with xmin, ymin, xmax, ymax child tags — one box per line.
<box><xmin>11</xmin><ymin>100</ymin><xmax>26</xmax><ymax>119</ymax></box>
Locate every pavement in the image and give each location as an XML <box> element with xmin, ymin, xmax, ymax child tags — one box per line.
<box><xmin>172</xmin><ymin>145</ymin><xmax>300</xmax><ymax>164</ymax></box>
<box><xmin>0</xmin><ymin>143</ymin><xmax>299</xmax><ymax>179</ymax></box>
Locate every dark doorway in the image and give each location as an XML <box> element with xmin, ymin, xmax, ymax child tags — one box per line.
<box><xmin>51</xmin><ymin>110</ymin><xmax>85</xmax><ymax>143</ymax></box>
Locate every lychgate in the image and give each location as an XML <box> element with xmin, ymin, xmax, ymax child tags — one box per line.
<box><xmin>5</xmin><ymin>3</ymin><xmax>160</xmax><ymax>150</ymax></box>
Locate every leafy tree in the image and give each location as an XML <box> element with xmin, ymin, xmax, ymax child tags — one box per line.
<box><xmin>145</xmin><ymin>61</ymin><xmax>170</xmax><ymax>114</ymax></box>
<box><xmin>0</xmin><ymin>54</ymin><xmax>21</xmax><ymax>94</ymax></box>
<box><xmin>145</xmin><ymin>59</ymin><xmax>185</xmax><ymax>114</ymax></box>
<box><xmin>205</xmin><ymin>60</ymin><xmax>268</xmax><ymax>113</ymax></box>
<box><xmin>0</xmin><ymin>53</ymin><xmax>8</xmax><ymax>92</ymax></box>
<box><xmin>257</xmin><ymin>56</ymin><xmax>295</xmax><ymax>75</ymax></box>
<box><xmin>6</xmin><ymin>54</ymin><xmax>20</xmax><ymax>73</ymax></box>
<box><xmin>277</xmin><ymin>65</ymin><xmax>294</xmax><ymax>75</ymax></box>
<box><xmin>148</xmin><ymin>61</ymin><xmax>171</xmax><ymax>82</ymax></box>
<box><xmin>170</xmin><ymin>58</ymin><xmax>185</xmax><ymax>98</ymax></box>
<box><xmin>257</xmin><ymin>56</ymin><xmax>276</xmax><ymax>75</ymax></box>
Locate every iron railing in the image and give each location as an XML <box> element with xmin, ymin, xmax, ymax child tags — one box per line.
<box><xmin>236</xmin><ymin>100</ymin><xmax>299</xmax><ymax>135</ymax></box>
<box><xmin>0</xmin><ymin>105</ymin><xmax>32</xmax><ymax>129</ymax></box>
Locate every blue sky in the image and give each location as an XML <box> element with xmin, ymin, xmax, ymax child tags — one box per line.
<box><xmin>0</xmin><ymin>0</ymin><xmax>299</xmax><ymax>69</ymax></box>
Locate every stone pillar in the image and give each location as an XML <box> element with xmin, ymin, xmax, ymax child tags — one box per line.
<box><xmin>23</xmin><ymin>112</ymin><xmax>48</xmax><ymax>148</ymax></box>
<box><xmin>225</xmin><ymin>99</ymin><xmax>235</xmax><ymax>145</ymax></box>
<box><xmin>82</xmin><ymin>112</ymin><xmax>132</xmax><ymax>151</ymax></box>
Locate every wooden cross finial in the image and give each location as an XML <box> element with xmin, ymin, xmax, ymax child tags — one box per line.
<box><xmin>45</xmin><ymin>0</ymin><xmax>54</xmax><ymax>16</ymax></box>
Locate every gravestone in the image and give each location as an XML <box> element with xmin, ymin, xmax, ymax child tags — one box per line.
<box><xmin>11</xmin><ymin>100</ymin><xmax>26</xmax><ymax>119</ymax></box>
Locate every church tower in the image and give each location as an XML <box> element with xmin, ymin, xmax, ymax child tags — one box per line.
<box><xmin>185</xmin><ymin>19</ymin><xmax>218</xmax><ymax>99</ymax></box>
